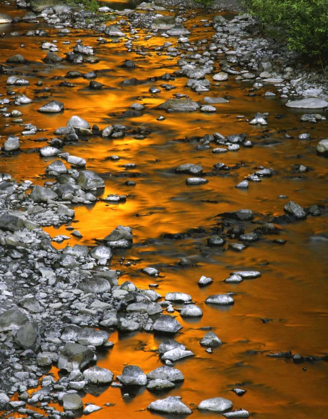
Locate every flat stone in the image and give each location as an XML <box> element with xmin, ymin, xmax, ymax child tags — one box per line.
<box><xmin>157</xmin><ymin>99</ymin><xmax>199</xmax><ymax>112</ymax></box>
<box><xmin>148</xmin><ymin>396</ymin><xmax>192</xmax><ymax>415</ymax></box>
<box><xmin>223</xmin><ymin>409</ymin><xmax>250</xmax><ymax>418</ymax></box>
<box><xmin>38</xmin><ymin>100</ymin><xmax>64</xmax><ymax>113</ymax></box>
<box><xmin>83</xmin><ymin>366</ymin><xmax>113</xmax><ymax>384</ymax></box>
<box><xmin>198</xmin><ymin>397</ymin><xmax>233</xmax><ymax>413</ymax></box>
<box><xmin>286</xmin><ymin>98</ymin><xmax>328</xmax><ymax>109</ymax></box>
<box><xmin>165</xmin><ymin>292</ymin><xmax>192</xmax><ymax>303</ymax></box>
<box><xmin>284</xmin><ymin>201</ymin><xmax>307</xmax><ymax>220</ymax></box>
<box><xmin>153</xmin><ymin>315</ymin><xmax>183</xmax><ymax>334</ymax></box>
<box><xmin>213</xmin><ymin>72</ymin><xmax>228</xmax><ymax>81</ymax></box>
<box><xmin>147</xmin><ymin>379</ymin><xmax>175</xmax><ymax>391</ymax></box>
<box><xmin>84</xmin><ymin>404</ymin><xmax>102</xmax><ymax>414</ymax></box>
<box><xmin>147</xmin><ymin>366</ymin><xmax>184</xmax><ymax>382</ymax></box>
<box><xmin>162</xmin><ymin>348</ymin><xmax>194</xmax><ymax>362</ymax></box>
<box><xmin>63</xmin><ymin>394</ymin><xmax>83</xmax><ymax>411</ymax></box>
<box><xmin>205</xmin><ymin>294</ymin><xmax>234</xmax><ymax>305</ymax></box>
<box><xmin>204</xmin><ymin>97</ymin><xmax>229</xmax><ymax>104</ymax></box>
<box><xmin>232</xmin><ymin>271</ymin><xmax>261</xmax><ymax>279</ymax></box>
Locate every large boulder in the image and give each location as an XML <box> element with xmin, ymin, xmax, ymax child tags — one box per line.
<box><xmin>62</xmin><ymin>393</ymin><xmax>83</xmax><ymax>411</ymax></box>
<box><xmin>57</xmin><ymin>343</ymin><xmax>94</xmax><ymax>372</ymax></box>
<box><xmin>117</xmin><ymin>365</ymin><xmax>147</xmax><ymax>386</ymax></box>
<box><xmin>0</xmin><ymin>309</ymin><xmax>28</xmax><ymax>332</ymax></box>
<box><xmin>83</xmin><ymin>366</ymin><xmax>113</xmax><ymax>384</ymax></box>
<box><xmin>153</xmin><ymin>315</ymin><xmax>183</xmax><ymax>334</ymax></box>
<box><xmin>30</xmin><ymin>185</ymin><xmax>58</xmax><ymax>202</ymax></box>
<box><xmin>77</xmin><ymin>170</ymin><xmax>104</xmax><ymax>190</ymax></box>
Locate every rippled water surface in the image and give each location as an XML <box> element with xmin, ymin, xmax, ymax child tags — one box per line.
<box><xmin>1</xmin><ymin>1</ymin><xmax>328</xmax><ymax>418</ymax></box>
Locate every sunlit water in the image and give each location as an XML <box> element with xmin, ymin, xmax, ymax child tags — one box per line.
<box><xmin>1</xmin><ymin>1</ymin><xmax>328</xmax><ymax>418</ymax></box>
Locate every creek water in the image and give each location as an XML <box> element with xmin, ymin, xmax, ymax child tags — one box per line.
<box><xmin>1</xmin><ymin>1</ymin><xmax>328</xmax><ymax>418</ymax></box>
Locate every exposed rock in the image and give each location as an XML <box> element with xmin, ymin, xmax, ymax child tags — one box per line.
<box><xmin>147</xmin><ymin>366</ymin><xmax>184</xmax><ymax>382</ymax></box>
<box><xmin>165</xmin><ymin>292</ymin><xmax>192</xmax><ymax>303</ymax></box>
<box><xmin>180</xmin><ymin>305</ymin><xmax>203</xmax><ymax>318</ymax></box>
<box><xmin>0</xmin><ymin>13</ymin><xmax>12</xmax><ymax>24</ymax></box>
<box><xmin>78</xmin><ymin>170</ymin><xmax>104</xmax><ymax>190</ymax></box>
<box><xmin>63</xmin><ymin>393</ymin><xmax>83</xmax><ymax>411</ymax></box>
<box><xmin>117</xmin><ymin>365</ymin><xmax>147</xmax><ymax>386</ymax></box>
<box><xmin>15</xmin><ymin>321</ymin><xmax>40</xmax><ymax>351</ymax></box>
<box><xmin>223</xmin><ymin>410</ymin><xmax>250</xmax><ymax>418</ymax></box>
<box><xmin>67</xmin><ymin>115</ymin><xmax>90</xmax><ymax>129</ymax></box>
<box><xmin>286</xmin><ymin>98</ymin><xmax>328</xmax><ymax>109</ymax></box>
<box><xmin>83</xmin><ymin>366</ymin><xmax>113</xmax><ymax>384</ymax></box>
<box><xmin>205</xmin><ymin>294</ymin><xmax>234</xmax><ymax>305</ymax></box>
<box><xmin>148</xmin><ymin>396</ymin><xmax>192</xmax><ymax>415</ymax></box>
<box><xmin>0</xmin><ymin>308</ymin><xmax>28</xmax><ymax>332</ymax></box>
<box><xmin>3</xmin><ymin>136</ymin><xmax>19</xmax><ymax>152</ymax></box>
<box><xmin>58</xmin><ymin>343</ymin><xmax>94</xmax><ymax>372</ymax></box>
<box><xmin>147</xmin><ymin>379</ymin><xmax>175</xmax><ymax>391</ymax></box>
<box><xmin>162</xmin><ymin>347</ymin><xmax>194</xmax><ymax>362</ymax></box>
<box><xmin>38</xmin><ymin>100</ymin><xmax>64</xmax><ymax>113</ymax></box>
<box><xmin>198</xmin><ymin>397</ymin><xmax>233</xmax><ymax>412</ymax></box>
<box><xmin>157</xmin><ymin>99</ymin><xmax>199</xmax><ymax>112</ymax></box>
<box><xmin>30</xmin><ymin>185</ymin><xmax>57</xmax><ymax>202</ymax></box>
<box><xmin>153</xmin><ymin>315</ymin><xmax>183</xmax><ymax>334</ymax></box>
<box><xmin>284</xmin><ymin>201</ymin><xmax>307</xmax><ymax>220</ymax></box>
<box><xmin>317</xmin><ymin>139</ymin><xmax>328</xmax><ymax>155</ymax></box>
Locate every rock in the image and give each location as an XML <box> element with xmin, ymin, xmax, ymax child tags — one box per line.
<box><xmin>0</xmin><ymin>308</ymin><xmax>28</xmax><ymax>332</ymax></box>
<box><xmin>147</xmin><ymin>366</ymin><xmax>184</xmax><ymax>382</ymax></box>
<box><xmin>284</xmin><ymin>201</ymin><xmax>307</xmax><ymax>220</ymax></box>
<box><xmin>0</xmin><ymin>393</ymin><xmax>10</xmax><ymax>407</ymax></box>
<box><xmin>232</xmin><ymin>271</ymin><xmax>261</xmax><ymax>279</ymax></box>
<box><xmin>208</xmin><ymin>235</ymin><xmax>225</xmax><ymax>246</ymax></box>
<box><xmin>201</xmin><ymin>105</ymin><xmax>216</xmax><ymax>112</ymax></box>
<box><xmin>200</xmin><ymin>331</ymin><xmax>222</xmax><ymax>347</ymax></box>
<box><xmin>175</xmin><ymin>164</ymin><xmax>203</xmax><ymax>175</ymax></box>
<box><xmin>180</xmin><ymin>305</ymin><xmax>203</xmax><ymax>318</ymax></box>
<box><xmin>6</xmin><ymin>54</ymin><xmax>26</xmax><ymax>64</ymax></box>
<box><xmin>105</xmin><ymin>24</ymin><xmax>125</xmax><ymax>37</ymax></box>
<box><xmin>46</xmin><ymin>160</ymin><xmax>67</xmax><ymax>175</ymax></box>
<box><xmin>142</xmin><ymin>267</ymin><xmax>159</xmax><ymax>276</ymax></box>
<box><xmin>78</xmin><ymin>170</ymin><xmax>104</xmax><ymax>190</ymax></box>
<box><xmin>198</xmin><ymin>275</ymin><xmax>213</xmax><ymax>286</ymax></box>
<box><xmin>148</xmin><ymin>396</ymin><xmax>192</xmax><ymax>415</ymax></box>
<box><xmin>186</xmin><ymin>177</ymin><xmax>208</xmax><ymax>185</ymax></box>
<box><xmin>153</xmin><ymin>315</ymin><xmax>183</xmax><ymax>334</ymax></box>
<box><xmin>162</xmin><ymin>348</ymin><xmax>194</xmax><ymax>362</ymax></box>
<box><xmin>38</xmin><ymin>100</ymin><xmax>64</xmax><ymax>113</ymax></box>
<box><xmin>167</xmin><ymin>25</ymin><xmax>190</xmax><ymax>36</ymax></box>
<box><xmin>58</xmin><ymin>343</ymin><xmax>94</xmax><ymax>372</ymax></box>
<box><xmin>77</xmin><ymin>328</ymin><xmax>109</xmax><ymax>346</ymax></box>
<box><xmin>233</xmin><ymin>388</ymin><xmax>246</xmax><ymax>396</ymax></box>
<box><xmin>67</xmin><ymin>115</ymin><xmax>90</xmax><ymax>129</ymax></box>
<box><xmin>15</xmin><ymin>321</ymin><xmax>40</xmax><ymax>351</ymax></box>
<box><xmin>43</xmin><ymin>52</ymin><xmax>62</xmax><ymax>63</ymax></box>
<box><xmin>117</xmin><ymin>365</ymin><xmax>147</xmax><ymax>386</ymax></box>
<box><xmin>198</xmin><ymin>397</ymin><xmax>233</xmax><ymax>413</ymax></box>
<box><xmin>223</xmin><ymin>410</ymin><xmax>250</xmax><ymax>418</ymax></box>
<box><xmin>84</xmin><ymin>404</ymin><xmax>102</xmax><ymax>414</ymax></box>
<box><xmin>147</xmin><ymin>379</ymin><xmax>175</xmax><ymax>391</ymax></box>
<box><xmin>30</xmin><ymin>185</ymin><xmax>57</xmax><ymax>202</ymax></box>
<box><xmin>205</xmin><ymin>294</ymin><xmax>234</xmax><ymax>305</ymax></box>
<box><xmin>286</xmin><ymin>98</ymin><xmax>328</xmax><ymax>109</ymax></box>
<box><xmin>104</xmin><ymin>225</ymin><xmax>133</xmax><ymax>248</ymax></box>
<box><xmin>3</xmin><ymin>136</ymin><xmax>19</xmax><ymax>152</ymax></box>
<box><xmin>317</xmin><ymin>139</ymin><xmax>328</xmax><ymax>155</ymax></box>
<box><xmin>0</xmin><ymin>13</ymin><xmax>12</xmax><ymax>24</ymax></box>
<box><xmin>157</xmin><ymin>99</ymin><xmax>199</xmax><ymax>112</ymax></box>
<box><xmin>67</xmin><ymin>155</ymin><xmax>86</xmax><ymax>167</ymax></box>
<box><xmin>204</xmin><ymin>97</ymin><xmax>229</xmax><ymax>104</ymax></box>
<box><xmin>224</xmin><ymin>274</ymin><xmax>243</xmax><ymax>283</ymax></box>
<box><xmin>220</xmin><ymin>209</ymin><xmax>253</xmax><ymax>221</ymax></box>
<box><xmin>151</xmin><ymin>15</ymin><xmax>176</xmax><ymax>30</ymax></box>
<box><xmin>165</xmin><ymin>292</ymin><xmax>192</xmax><ymax>303</ymax></box>
<box><xmin>213</xmin><ymin>72</ymin><xmax>229</xmax><ymax>81</ymax></box>
<box><xmin>90</xmin><ymin>246</ymin><xmax>112</xmax><ymax>262</ymax></box>
<box><xmin>236</xmin><ymin>180</ymin><xmax>249</xmax><ymax>189</ymax></box>
<box><xmin>0</xmin><ymin>214</ymin><xmax>26</xmax><ymax>232</ymax></box>
<box><xmin>83</xmin><ymin>366</ymin><xmax>113</xmax><ymax>384</ymax></box>
<box><xmin>40</xmin><ymin>146</ymin><xmax>60</xmax><ymax>157</ymax></box>
<box><xmin>63</xmin><ymin>393</ymin><xmax>83</xmax><ymax>411</ymax></box>
<box><xmin>78</xmin><ymin>277</ymin><xmax>111</xmax><ymax>293</ymax></box>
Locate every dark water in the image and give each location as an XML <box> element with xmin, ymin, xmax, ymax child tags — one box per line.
<box><xmin>1</xmin><ymin>1</ymin><xmax>328</xmax><ymax>418</ymax></box>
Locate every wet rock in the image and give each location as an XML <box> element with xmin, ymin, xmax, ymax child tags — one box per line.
<box><xmin>84</xmin><ymin>404</ymin><xmax>102</xmax><ymax>414</ymax></box>
<box><xmin>224</xmin><ymin>274</ymin><xmax>243</xmax><ymax>283</ymax></box>
<box><xmin>15</xmin><ymin>321</ymin><xmax>40</xmax><ymax>351</ymax></box>
<box><xmin>0</xmin><ymin>308</ymin><xmax>28</xmax><ymax>332</ymax></box>
<box><xmin>167</xmin><ymin>25</ymin><xmax>190</xmax><ymax>36</ymax></box>
<box><xmin>46</xmin><ymin>160</ymin><xmax>67</xmax><ymax>175</ymax></box>
<box><xmin>166</xmin><ymin>292</ymin><xmax>192</xmax><ymax>303</ymax></box>
<box><xmin>186</xmin><ymin>177</ymin><xmax>208</xmax><ymax>185</ymax></box>
<box><xmin>15</xmin><ymin>94</ymin><xmax>33</xmax><ymax>105</ymax></box>
<box><xmin>147</xmin><ymin>379</ymin><xmax>175</xmax><ymax>391</ymax></box>
<box><xmin>236</xmin><ymin>180</ymin><xmax>249</xmax><ymax>189</ymax></box>
<box><xmin>63</xmin><ymin>393</ymin><xmax>83</xmax><ymax>411</ymax></box>
<box><xmin>105</xmin><ymin>25</ymin><xmax>125</xmax><ymax>37</ymax></box>
<box><xmin>198</xmin><ymin>397</ymin><xmax>233</xmax><ymax>413</ymax></box>
<box><xmin>284</xmin><ymin>201</ymin><xmax>307</xmax><ymax>220</ymax></box>
<box><xmin>208</xmin><ymin>235</ymin><xmax>225</xmax><ymax>246</ymax></box>
<box><xmin>90</xmin><ymin>246</ymin><xmax>112</xmax><ymax>263</ymax></box>
<box><xmin>6</xmin><ymin>54</ymin><xmax>26</xmax><ymax>64</ymax></box>
<box><xmin>152</xmin><ymin>15</ymin><xmax>175</xmax><ymax>30</ymax></box>
<box><xmin>180</xmin><ymin>305</ymin><xmax>203</xmax><ymax>318</ymax></box>
<box><xmin>104</xmin><ymin>225</ymin><xmax>133</xmax><ymax>248</ymax></box>
<box><xmin>58</xmin><ymin>343</ymin><xmax>94</xmax><ymax>372</ymax></box>
<box><xmin>0</xmin><ymin>214</ymin><xmax>26</xmax><ymax>231</ymax></box>
<box><xmin>198</xmin><ymin>276</ymin><xmax>213</xmax><ymax>286</ymax></box>
<box><xmin>89</xmin><ymin>81</ymin><xmax>103</xmax><ymax>90</ymax></box>
<box><xmin>153</xmin><ymin>315</ymin><xmax>183</xmax><ymax>334</ymax></box>
<box><xmin>232</xmin><ymin>271</ymin><xmax>261</xmax><ymax>279</ymax></box>
<box><xmin>200</xmin><ymin>331</ymin><xmax>222</xmax><ymax>347</ymax></box>
<box><xmin>317</xmin><ymin>139</ymin><xmax>328</xmax><ymax>155</ymax></box>
<box><xmin>67</xmin><ymin>115</ymin><xmax>90</xmax><ymax>130</ymax></box>
<box><xmin>223</xmin><ymin>409</ymin><xmax>250</xmax><ymax>418</ymax></box>
<box><xmin>0</xmin><ymin>13</ymin><xmax>12</xmax><ymax>24</ymax></box>
<box><xmin>3</xmin><ymin>136</ymin><xmax>19</xmax><ymax>152</ymax></box>
<box><xmin>206</xmin><ymin>294</ymin><xmax>234</xmax><ymax>306</ymax></box>
<box><xmin>286</xmin><ymin>99</ymin><xmax>328</xmax><ymax>109</ymax></box>
<box><xmin>204</xmin><ymin>97</ymin><xmax>229</xmax><ymax>104</ymax></box>
<box><xmin>213</xmin><ymin>72</ymin><xmax>228</xmax><ymax>81</ymax></box>
<box><xmin>220</xmin><ymin>209</ymin><xmax>254</xmax><ymax>221</ymax></box>
<box><xmin>147</xmin><ymin>366</ymin><xmax>184</xmax><ymax>382</ymax></box>
<box><xmin>38</xmin><ymin>100</ymin><xmax>64</xmax><ymax>113</ymax></box>
<box><xmin>0</xmin><ymin>393</ymin><xmax>10</xmax><ymax>407</ymax></box>
<box><xmin>43</xmin><ymin>52</ymin><xmax>63</xmax><ymax>63</ymax></box>
<box><xmin>83</xmin><ymin>366</ymin><xmax>113</xmax><ymax>384</ymax></box>
<box><xmin>30</xmin><ymin>185</ymin><xmax>57</xmax><ymax>202</ymax></box>
<box><xmin>233</xmin><ymin>388</ymin><xmax>246</xmax><ymax>396</ymax></box>
<box><xmin>77</xmin><ymin>328</ymin><xmax>109</xmax><ymax>346</ymax></box>
<box><xmin>148</xmin><ymin>396</ymin><xmax>192</xmax><ymax>415</ymax></box>
<box><xmin>78</xmin><ymin>170</ymin><xmax>104</xmax><ymax>190</ymax></box>
<box><xmin>162</xmin><ymin>347</ymin><xmax>194</xmax><ymax>362</ymax></box>
<box><xmin>175</xmin><ymin>164</ymin><xmax>203</xmax><ymax>175</ymax></box>
<box><xmin>201</xmin><ymin>105</ymin><xmax>216</xmax><ymax>113</ymax></box>
<box><xmin>40</xmin><ymin>146</ymin><xmax>60</xmax><ymax>157</ymax></box>
<box><xmin>157</xmin><ymin>99</ymin><xmax>199</xmax><ymax>112</ymax></box>
<box><xmin>117</xmin><ymin>365</ymin><xmax>147</xmax><ymax>386</ymax></box>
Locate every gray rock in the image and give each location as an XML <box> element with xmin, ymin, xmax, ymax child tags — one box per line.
<box><xmin>15</xmin><ymin>321</ymin><xmax>40</xmax><ymax>351</ymax></box>
<box><xmin>205</xmin><ymin>294</ymin><xmax>234</xmax><ymax>305</ymax></box>
<box><xmin>117</xmin><ymin>365</ymin><xmax>147</xmax><ymax>386</ymax></box>
<box><xmin>198</xmin><ymin>397</ymin><xmax>233</xmax><ymax>412</ymax></box>
<box><xmin>198</xmin><ymin>275</ymin><xmax>213</xmax><ymax>286</ymax></box>
<box><xmin>0</xmin><ymin>308</ymin><xmax>28</xmax><ymax>332</ymax></box>
<box><xmin>180</xmin><ymin>305</ymin><xmax>203</xmax><ymax>318</ymax></box>
<box><xmin>157</xmin><ymin>99</ymin><xmax>199</xmax><ymax>112</ymax></box>
<box><xmin>77</xmin><ymin>328</ymin><xmax>109</xmax><ymax>346</ymax></box>
<box><xmin>6</xmin><ymin>54</ymin><xmax>26</xmax><ymax>64</ymax></box>
<box><xmin>38</xmin><ymin>100</ymin><xmax>64</xmax><ymax>113</ymax></box>
<box><xmin>104</xmin><ymin>225</ymin><xmax>133</xmax><ymax>248</ymax></box>
<box><xmin>83</xmin><ymin>366</ymin><xmax>113</xmax><ymax>384</ymax></box>
<box><xmin>148</xmin><ymin>396</ymin><xmax>192</xmax><ymax>415</ymax></box>
<box><xmin>66</xmin><ymin>115</ymin><xmax>90</xmax><ymax>129</ymax></box>
<box><xmin>284</xmin><ymin>201</ymin><xmax>307</xmax><ymax>220</ymax></box>
<box><xmin>165</xmin><ymin>292</ymin><xmax>192</xmax><ymax>303</ymax></box>
<box><xmin>204</xmin><ymin>97</ymin><xmax>229</xmax><ymax>104</ymax></box>
<box><xmin>40</xmin><ymin>146</ymin><xmax>60</xmax><ymax>157</ymax></box>
<box><xmin>167</xmin><ymin>25</ymin><xmax>190</xmax><ymax>36</ymax></box>
<box><xmin>223</xmin><ymin>410</ymin><xmax>250</xmax><ymax>418</ymax></box>
<box><xmin>213</xmin><ymin>72</ymin><xmax>228</xmax><ymax>81</ymax></box>
<box><xmin>175</xmin><ymin>164</ymin><xmax>203</xmax><ymax>175</ymax></box>
<box><xmin>201</xmin><ymin>105</ymin><xmax>216</xmax><ymax>113</ymax></box>
<box><xmin>0</xmin><ymin>393</ymin><xmax>10</xmax><ymax>407</ymax></box>
<box><xmin>208</xmin><ymin>235</ymin><xmax>225</xmax><ymax>246</ymax></box>
<box><xmin>78</xmin><ymin>277</ymin><xmax>111</xmax><ymax>293</ymax></box>
<box><xmin>153</xmin><ymin>315</ymin><xmax>183</xmax><ymax>334</ymax></box>
<box><xmin>105</xmin><ymin>24</ymin><xmax>125</xmax><ymax>37</ymax></box>
<box><xmin>4</xmin><ymin>136</ymin><xmax>19</xmax><ymax>152</ymax></box>
<box><xmin>84</xmin><ymin>404</ymin><xmax>102</xmax><ymax>414</ymax></box>
<box><xmin>224</xmin><ymin>274</ymin><xmax>243</xmax><ymax>283</ymax></box>
<box><xmin>151</xmin><ymin>15</ymin><xmax>176</xmax><ymax>30</ymax></box>
<box><xmin>0</xmin><ymin>13</ymin><xmax>12</xmax><ymax>24</ymax></box>
<box><xmin>317</xmin><ymin>139</ymin><xmax>328</xmax><ymax>155</ymax></box>
<box><xmin>200</xmin><ymin>332</ymin><xmax>222</xmax><ymax>347</ymax></box>
<box><xmin>0</xmin><ymin>214</ymin><xmax>26</xmax><ymax>232</ymax></box>
<box><xmin>58</xmin><ymin>343</ymin><xmax>94</xmax><ymax>372</ymax></box>
<box><xmin>78</xmin><ymin>170</ymin><xmax>104</xmax><ymax>190</ymax></box>
<box><xmin>30</xmin><ymin>185</ymin><xmax>57</xmax><ymax>202</ymax></box>
<box><xmin>63</xmin><ymin>393</ymin><xmax>83</xmax><ymax>411</ymax></box>
<box><xmin>147</xmin><ymin>379</ymin><xmax>175</xmax><ymax>391</ymax></box>
<box><xmin>90</xmin><ymin>246</ymin><xmax>112</xmax><ymax>261</ymax></box>
<box><xmin>286</xmin><ymin>98</ymin><xmax>328</xmax><ymax>109</ymax></box>
<box><xmin>147</xmin><ymin>366</ymin><xmax>184</xmax><ymax>382</ymax></box>
<box><xmin>162</xmin><ymin>347</ymin><xmax>194</xmax><ymax>362</ymax></box>
<box><xmin>158</xmin><ymin>339</ymin><xmax>185</xmax><ymax>354</ymax></box>
<box><xmin>232</xmin><ymin>271</ymin><xmax>261</xmax><ymax>279</ymax></box>
<box><xmin>186</xmin><ymin>177</ymin><xmax>208</xmax><ymax>185</ymax></box>
<box><xmin>46</xmin><ymin>160</ymin><xmax>67</xmax><ymax>175</ymax></box>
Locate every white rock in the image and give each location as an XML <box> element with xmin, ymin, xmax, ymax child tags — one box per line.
<box><xmin>198</xmin><ymin>397</ymin><xmax>233</xmax><ymax>412</ymax></box>
<box><xmin>286</xmin><ymin>98</ymin><xmax>328</xmax><ymax>109</ymax></box>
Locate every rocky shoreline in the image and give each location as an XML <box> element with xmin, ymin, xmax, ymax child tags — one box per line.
<box><xmin>0</xmin><ymin>0</ymin><xmax>328</xmax><ymax>417</ymax></box>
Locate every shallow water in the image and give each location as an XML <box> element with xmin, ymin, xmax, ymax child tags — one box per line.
<box><xmin>1</xmin><ymin>1</ymin><xmax>328</xmax><ymax>418</ymax></box>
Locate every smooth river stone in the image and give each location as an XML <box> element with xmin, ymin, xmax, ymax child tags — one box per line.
<box><xmin>198</xmin><ymin>397</ymin><xmax>233</xmax><ymax>412</ymax></box>
<box><xmin>286</xmin><ymin>98</ymin><xmax>328</xmax><ymax>109</ymax></box>
<box><xmin>148</xmin><ymin>396</ymin><xmax>192</xmax><ymax>415</ymax></box>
